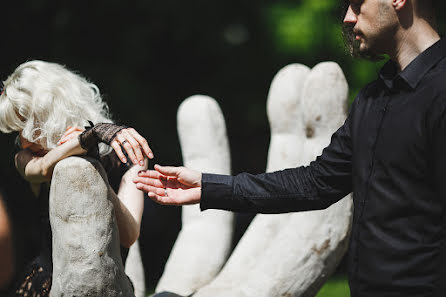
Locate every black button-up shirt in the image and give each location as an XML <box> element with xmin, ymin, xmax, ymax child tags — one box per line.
<box><xmin>200</xmin><ymin>38</ymin><xmax>446</xmax><ymax>297</ymax></box>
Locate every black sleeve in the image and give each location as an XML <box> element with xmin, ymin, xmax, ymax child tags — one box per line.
<box><xmin>200</xmin><ymin>107</ymin><xmax>354</xmax><ymax>214</ymax></box>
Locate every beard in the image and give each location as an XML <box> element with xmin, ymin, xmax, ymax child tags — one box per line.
<box><xmin>342</xmin><ymin>23</ymin><xmax>385</xmax><ymax>62</ymax></box>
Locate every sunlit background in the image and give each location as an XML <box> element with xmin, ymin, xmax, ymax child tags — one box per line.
<box><xmin>1</xmin><ymin>1</ymin><xmax>444</xmax><ymax>295</ymax></box>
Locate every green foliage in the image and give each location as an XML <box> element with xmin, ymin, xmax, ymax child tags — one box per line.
<box><xmin>316</xmin><ymin>276</ymin><xmax>351</xmax><ymax>297</ymax></box>
<box><xmin>267</xmin><ymin>0</ymin><xmax>340</xmax><ymax>56</ymax></box>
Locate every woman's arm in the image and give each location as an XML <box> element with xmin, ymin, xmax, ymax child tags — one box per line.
<box><xmin>111</xmin><ymin>159</ymin><xmax>147</xmax><ymax>248</ymax></box>
<box><xmin>16</xmin><ymin>124</ymin><xmax>154</xmax><ymax>185</ymax></box>
<box><xmin>15</xmin><ymin>136</ymin><xmax>86</xmax><ymax>184</ymax></box>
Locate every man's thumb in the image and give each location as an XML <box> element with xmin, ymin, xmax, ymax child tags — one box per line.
<box><xmin>154</xmin><ymin>164</ymin><xmax>180</xmax><ymax>177</ymax></box>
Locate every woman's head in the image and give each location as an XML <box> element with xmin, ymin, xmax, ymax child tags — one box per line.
<box><xmin>0</xmin><ymin>60</ymin><xmax>112</xmax><ymax>150</ymax></box>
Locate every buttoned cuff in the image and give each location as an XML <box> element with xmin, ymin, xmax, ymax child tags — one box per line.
<box><xmin>200</xmin><ymin>173</ymin><xmax>234</xmax><ymax>211</ymax></box>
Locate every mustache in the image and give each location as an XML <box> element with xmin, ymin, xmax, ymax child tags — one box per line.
<box><xmin>341</xmin><ymin>23</ymin><xmax>385</xmax><ymax>62</ymax></box>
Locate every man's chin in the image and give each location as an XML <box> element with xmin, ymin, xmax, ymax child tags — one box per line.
<box><xmin>354</xmin><ymin>45</ymin><xmax>384</xmax><ymax>61</ymax></box>
<box><xmin>342</xmin><ymin>26</ymin><xmax>385</xmax><ymax>61</ymax></box>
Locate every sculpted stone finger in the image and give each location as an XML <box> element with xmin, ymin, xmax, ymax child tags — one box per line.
<box><xmin>156</xmin><ymin>95</ymin><xmax>232</xmax><ymax>295</ymax></box>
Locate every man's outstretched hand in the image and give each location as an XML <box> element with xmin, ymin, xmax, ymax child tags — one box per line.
<box><xmin>133</xmin><ymin>164</ymin><xmax>202</xmax><ymax>205</ymax></box>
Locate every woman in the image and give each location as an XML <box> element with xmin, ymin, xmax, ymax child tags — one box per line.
<box><xmin>0</xmin><ymin>60</ymin><xmax>153</xmax><ymax>296</ymax></box>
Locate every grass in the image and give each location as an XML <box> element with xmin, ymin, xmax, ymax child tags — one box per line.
<box><xmin>146</xmin><ymin>275</ymin><xmax>351</xmax><ymax>297</ymax></box>
<box><xmin>315</xmin><ymin>276</ymin><xmax>350</xmax><ymax>297</ymax></box>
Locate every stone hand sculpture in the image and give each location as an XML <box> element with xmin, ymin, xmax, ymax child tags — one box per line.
<box><xmin>154</xmin><ymin>96</ymin><xmax>233</xmax><ymax>296</ymax></box>
<box><xmin>125</xmin><ymin>240</ymin><xmax>146</xmax><ymax>297</ymax></box>
<box><xmin>49</xmin><ymin>157</ymin><xmax>135</xmax><ymax>297</ymax></box>
<box><xmin>194</xmin><ymin>62</ymin><xmax>353</xmax><ymax>297</ymax></box>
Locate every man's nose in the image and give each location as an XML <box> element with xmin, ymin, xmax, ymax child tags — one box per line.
<box><xmin>343</xmin><ymin>5</ymin><xmax>357</xmax><ymax>24</ymax></box>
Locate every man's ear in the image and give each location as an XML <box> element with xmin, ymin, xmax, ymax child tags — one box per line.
<box><xmin>392</xmin><ymin>0</ymin><xmax>407</xmax><ymax>11</ymax></box>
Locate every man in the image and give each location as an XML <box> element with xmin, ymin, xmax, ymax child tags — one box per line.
<box><xmin>134</xmin><ymin>0</ymin><xmax>444</xmax><ymax>296</ymax></box>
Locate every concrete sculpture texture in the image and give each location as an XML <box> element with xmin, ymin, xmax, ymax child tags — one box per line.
<box><xmin>194</xmin><ymin>62</ymin><xmax>353</xmax><ymax>297</ymax></box>
<box><xmin>125</xmin><ymin>240</ymin><xmax>146</xmax><ymax>297</ymax></box>
<box><xmin>155</xmin><ymin>96</ymin><xmax>234</xmax><ymax>296</ymax></box>
<box><xmin>49</xmin><ymin>157</ymin><xmax>135</xmax><ymax>297</ymax></box>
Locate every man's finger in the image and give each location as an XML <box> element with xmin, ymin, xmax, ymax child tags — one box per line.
<box><xmin>135</xmin><ymin>183</ymin><xmax>165</xmax><ymax>194</ymax></box>
<box><xmin>154</xmin><ymin>164</ymin><xmax>182</xmax><ymax>177</ymax></box>
<box><xmin>133</xmin><ymin>176</ymin><xmax>165</xmax><ymax>188</ymax></box>
<box><xmin>137</xmin><ymin>170</ymin><xmax>161</xmax><ymax>178</ymax></box>
<box><xmin>136</xmin><ymin>184</ymin><xmax>174</xmax><ymax>205</ymax></box>
<box><xmin>147</xmin><ymin>191</ymin><xmax>177</xmax><ymax>206</ymax></box>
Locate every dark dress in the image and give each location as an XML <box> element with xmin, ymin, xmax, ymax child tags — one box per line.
<box><xmin>9</xmin><ymin>153</ymin><xmax>131</xmax><ymax>297</ymax></box>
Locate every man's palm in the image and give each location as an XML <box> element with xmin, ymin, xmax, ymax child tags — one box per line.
<box><xmin>134</xmin><ymin>165</ymin><xmax>202</xmax><ymax>205</ymax></box>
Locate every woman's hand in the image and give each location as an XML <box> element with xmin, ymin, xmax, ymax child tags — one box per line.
<box><xmin>110</xmin><ymin>128</ymin><xmax>154</xmax><ymax>166</ymax></box>
<box><xmin>78</xmin><ymin>123</ymin><xmax>154</xmax><ymax>166</ymax></box>
<box><xmin>57</xmin><ymin>126</ymin><xmax>84</xmax><ymax>146</ymax></box>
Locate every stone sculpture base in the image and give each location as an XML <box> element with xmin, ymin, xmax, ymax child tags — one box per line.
<box><xmin>49</xmin><ymin>156</ymin><xmax>134</xmax><ymax>297</ymax></box>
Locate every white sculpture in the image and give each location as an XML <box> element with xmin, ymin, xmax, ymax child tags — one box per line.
<box><xmin>50</xmin><ymin>157</ymin><xmax>135</xmax><ymax>297</ymax></box>
<box><xmin>194</xmin><ymin>62</ymin><xmax>352</xmax><ymax>297</ymax></box>
<box><xmin>125</xmin><ymin>240</ymin><xmax>146</xmax><ymax>297</ymax></box>
<box><xmin>155</xmin><ymin>96</ymin><xmax>234</xmax><ymax>296</ymax></box>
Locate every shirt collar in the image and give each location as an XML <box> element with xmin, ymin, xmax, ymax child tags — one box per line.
<box><xmin>379</xmin><ymin>37</ymin><xmax>446</xmax><ymax>90</ymax></box>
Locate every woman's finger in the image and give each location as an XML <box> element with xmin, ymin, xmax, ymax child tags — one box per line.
<box><xmin>114</xmin><ymin>132</ymin><xmax>139</xmax><ymax>165</ymax></box>
<box><xmin>58</xmin><ymin>137</ymin><xmax>67</xmax><ymax>145</ymax></box>
<box><xmin>59</xmin><ymin>127</ymin><xmax>84</xmax><ymax>144</ymax></box>
<box><xmin>116</xmin><ymin>130</ymin><xmax>144</xmax><ymax>165</ymax></box>
<box><xmin>59</xmin><ymin>130</ymin><xmax>84</xmax><ymax>145</ymax></box>
<box><xmin>59</xmin><ymin>127</ymin><xmax>76</xmax><ymax>143</ymax></box>
<box><xmin>127</xmin><ymin>128</ymin><xmax>154</xmax><ymax>159</ymax></box>
<box><xmin>121</xmin><ymin>129</ymin><xmax>145</xmax><ymax>165</ymax></box>
<box><xmin>63</xmin><ymin>126</ymin><xmax>77</xmax><ymax>136</ymax></box>
<box><xmin>110</xmin><ymin>139</ymin><xmax>127</xmax><ymax>163</ymax></box>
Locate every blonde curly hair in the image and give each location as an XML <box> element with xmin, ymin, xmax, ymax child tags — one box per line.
<box><xmin>0</xmin><ymin>60</ymin><xmax>113</xmax><ymax>150</ymax></box>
